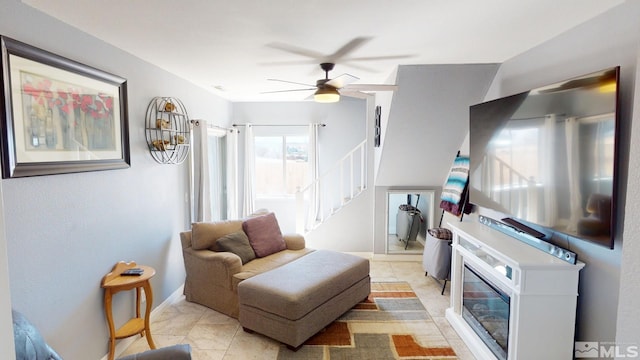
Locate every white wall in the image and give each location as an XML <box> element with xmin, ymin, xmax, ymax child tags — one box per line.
<box><xmin>0</xmin><ymin>1</ymin><xmax>230</xmax><ymax>358</ymax></box>
<box><xmin>305</xmin><ymin>190</ymin><xmax>375</xmax><ymax>252</ymax></box>
<box><xmin>615</xmin><ymin>38</ymin><xmax>640</xmax><ymax>348</ymax></box>
<box><xmin>478</xmin><ymin>1</ymin><xmax>639</xmax><ymax>344</ymax></box>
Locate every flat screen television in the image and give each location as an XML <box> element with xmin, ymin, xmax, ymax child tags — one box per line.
<box><xmin>469</xmin><ymin>67</ymin><xmax>620</xmax><ymax>248</ymax></box>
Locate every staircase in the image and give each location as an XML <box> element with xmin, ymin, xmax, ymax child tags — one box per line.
<box><xmin>295</xmin><ymin>140</ymin><xmax>367</xmax><ymax>233</ymax></box>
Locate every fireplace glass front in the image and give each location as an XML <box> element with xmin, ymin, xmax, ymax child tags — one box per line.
<box><xmin>462</xmin><ymin>264</ymin><xmax>510</xmax><ymax>360</ymax></box>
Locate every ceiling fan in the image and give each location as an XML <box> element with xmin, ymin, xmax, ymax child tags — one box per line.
<box><xmin>262</xmin><ymin>37</ymin><xmax>410</xmax><ymax>102</ymax></box>
<box><xmin>263</xmin><ymin>36</ymin><xmax>414</xmax><ymax>71</ymax></box>
<box><xmin>265</xmin><ymin>62</ymin><xmax>398</xmax><ymax>103</ymax></box>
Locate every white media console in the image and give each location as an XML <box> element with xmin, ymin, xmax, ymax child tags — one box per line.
<box><xmin>445</xmin><ymin>221</ymin><xmax>584</xmax><ymax>360</ymax></box>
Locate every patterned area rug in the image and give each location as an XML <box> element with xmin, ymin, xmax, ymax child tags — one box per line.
<box><xmin>277</xmin><ymin>282</ymin><xmax>458</xmax><ymax>360</ymax></box>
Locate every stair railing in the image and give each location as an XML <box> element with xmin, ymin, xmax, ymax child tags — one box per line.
<box><xmin>296</xmin><ymin>140</ymin><xmax>367</xmax><ymax>233</ymax></box>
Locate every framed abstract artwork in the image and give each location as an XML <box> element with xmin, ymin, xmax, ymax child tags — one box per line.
<box><xmin>0</xmin><ymin>35</ymin><xmax>130</xmax><ymax>178</ymax></box>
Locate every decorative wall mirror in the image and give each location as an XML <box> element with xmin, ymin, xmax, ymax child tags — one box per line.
<box><xmin>386</xmin><ymin>190</ymin><xmax>435</xmax><ymax>254</ymax></box>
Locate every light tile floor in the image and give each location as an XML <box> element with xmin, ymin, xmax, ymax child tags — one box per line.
<box><xmin>120</xmin><ymin>260</ymin><xmax>476</xmax><ymax>360</ymax></box>
<box><xmin>387</xmin><ymin>233</ymin><xmax>424</xmax><ymax>254</ymax></box>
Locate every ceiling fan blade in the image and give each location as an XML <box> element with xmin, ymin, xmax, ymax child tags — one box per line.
<box><xmin>268</xmin><ymin>78</ymin><xmax>316</xmax><ymax>87</ymax></box>
<box><xmin>343</xmin><ymin>84</ymin><xmax>398</xmax><ymax>91</ymax></box>
<box><xmin>339</xmin><ymin>54</ymin><xmax>418</xmax><ymax>73</ymax></box>
<box><xmin>327</xmin><ymin>37</ymin><xmax>372</xmax><ymax>62</ymax></box>
<box><xmin>259</xmin><ymin>59</ymin><xmax>320</xmax><ymax>66</ymax></box>
<box><xmin>338</xmin><ymin>62</ymin><xmax>378</xmax><ymax>73</ymax></box>
<box><xmin>266</xmin><ymin>42</ymin><xmax>324</xmax><ymax>60</ymax></box>
<box><xmin>261</xmin><ymin>88</ymin><xmax>316</xmax><ymax>94</ymax></box>
<box><xmin>340</xmin><ymin>91</ymin><xmax>372</xmax><ymax>100</ymax></box>
<box><xmin>325</xmin><ymin>73</ymin><xmax>359</xmax><ymax>89</ymax></box>
<box><xmin>346</xmin><ymin>54</ymin><xmax>416</xmax><ymax>62</ymax></box>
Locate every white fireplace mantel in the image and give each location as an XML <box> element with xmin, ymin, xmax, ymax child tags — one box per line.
<box><xmin>445</xmin><ymin>221</ymin><xmax>585</xmax><ymax>360</ymax></box>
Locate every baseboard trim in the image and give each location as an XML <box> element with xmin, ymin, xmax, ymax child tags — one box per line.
<box><xmin>371</xmin><ymin>253</ymin><xmax>423</xmax><ymax>262</ymax></box>
<box><xmin>98</xmin><ymin>284</ymin><xmax>185</xmax><ymax>360</ymax></box>
<box><xmin>343</xmin><ymin>252</ymin><xmax>423</xmax><ymax>262</ymax></box>
<box><xmin>344</xmin><ymin>252</ymin><xmax>374</xmax><ymax>259</ymax></box>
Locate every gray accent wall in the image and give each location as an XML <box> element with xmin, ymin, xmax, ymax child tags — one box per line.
<box><xmin>375</xmin><ymin>64</ymin><xmax>499</xmax><ymax>186</ymax></box>
<box><xmin>479</xmin><ymin>1</ymin><xmax>640</xmax><ymax>345</ymax></box>
<box><xmin>0</xmin><ymin>0</ymin><xmax>230</xmax><ymax>359</ymax></box>
<box><xmin>0</xmin><ymin>182</ymin><xmax>13</xmax><ymax>359</ymax></box>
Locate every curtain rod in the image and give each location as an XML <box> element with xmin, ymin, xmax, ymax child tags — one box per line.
<box><xmin>232</xmin><ymin>123</ymin><xmax>326</xmax><ymax>127</ymax></box>
<box><xmin>190</xmin><ymin>120</ymin><xmax>232</xmax><ymax>129</ymax></box>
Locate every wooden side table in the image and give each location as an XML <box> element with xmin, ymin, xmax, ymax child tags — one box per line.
<box><xmin>101</xmin><ymin>261</ymin><xmax>156</xmax><ymax>360</ymax></box>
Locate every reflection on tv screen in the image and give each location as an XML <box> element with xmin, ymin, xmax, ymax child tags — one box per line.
<box><xmin>469</xmin><ymin>67</ymin><xmax>619</xmax><ymax>248</ymax></box>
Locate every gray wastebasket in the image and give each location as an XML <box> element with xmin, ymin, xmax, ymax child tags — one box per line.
<box><xmin>422</xmin><ymin>228</ymin><xmax>452</xmax><ymax>281</ymax></box>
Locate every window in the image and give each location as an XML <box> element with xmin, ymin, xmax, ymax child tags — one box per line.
<box><xmin>255</xmin><ymin>135</ymin><xmax>309</xmax><ymax>197</ymax></box>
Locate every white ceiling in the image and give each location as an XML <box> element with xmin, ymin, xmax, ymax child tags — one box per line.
<box><xmin>22</xmin><ymin>0</ymin><xmax>624</xmax><ymax>102</ymax></box>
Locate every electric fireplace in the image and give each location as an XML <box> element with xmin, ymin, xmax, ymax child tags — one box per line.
<box><xmin>462</xmin><ymin>265</ymin><xmax>510</xmax><ymax>360</ymax></box>
<box><xmin>445</xmin><ymin>221</ymin><xmax>584</xmax><ymax>360</ymax></box>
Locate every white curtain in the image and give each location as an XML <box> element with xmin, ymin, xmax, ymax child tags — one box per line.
<box><xmin>242</xmin><ymin>124</ymin><xmax>256</xmax><ymax>217</ymax></box>
<box><xmin>565</xmin><ymin>117</ymin><xmax>582</xmax><ymax>232</ymax></box>
<box><xmin>191</xmin><ymin>120</ymin><xmax>212</xmax><ymax>223</ymax></box>
<box><xmin>226</xmin><ymin>129</ymin><xmax>240</xmax><ymax>219</ymax></box>
<box><xmin>305</xmin><ymin>124</ymin><xmax>321</xmax><ymax>228</ymax></box>
<box><xmin>207</xmin><ymin>127</ymin><xmax>230</xmax><ymax>221</ymax></box>
<box><xmin>593</xmin><ymin>116</ymin><xmax>610</xmax><ymax>194</ymax></box>
<box><xmin>540</xmin><ymin>114</ymin><xmax>557</xmax><ymax>226</ymax></box>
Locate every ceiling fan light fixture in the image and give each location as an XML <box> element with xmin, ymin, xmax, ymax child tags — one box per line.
<box><xmin>314</xmin><ymin>87</ymin><xmax>340</xmax><ymax>103</ymax></box>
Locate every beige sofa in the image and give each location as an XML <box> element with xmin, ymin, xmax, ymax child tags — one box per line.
<box><xmin>179</xmin><ymin>217</ymin><xmax>313</xmax><ymax>318</ymax></box>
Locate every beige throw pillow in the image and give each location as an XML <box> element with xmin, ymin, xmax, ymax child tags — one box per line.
<box><xmin>191</xmin><ymin>220</ymin><xmax>243</xmax><ymax>250</ymax></box>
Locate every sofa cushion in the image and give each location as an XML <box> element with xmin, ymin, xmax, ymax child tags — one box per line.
<box><xmin>232</xmin><ymin>248</ymin><xmax>315</xmax><ymax>290</ymax></box>
<box><xmin>191</xmin><ymin>220</ymin><xmax>243</xmax><ymax>250</ymax></box>
<box><xmin>216</xmin><ymin>231</ymin><xmax>256</xmax><ymax>265</ymax></box>
<box><xmin>242</xmin><ymin>212</ymin><xmax>286</xmax><ymax>257</ymax></box>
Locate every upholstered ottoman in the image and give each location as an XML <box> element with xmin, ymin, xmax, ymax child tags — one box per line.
<box><xmin>237</xmin><ymin>249</ymin><xmax>370</xmax><ymax>349</ymax></box>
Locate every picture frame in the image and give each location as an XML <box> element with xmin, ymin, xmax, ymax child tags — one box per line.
<box><xmin>0</xmin><ymin>36</ymin><xmax>130</xmax><ymax>178</ymax></box>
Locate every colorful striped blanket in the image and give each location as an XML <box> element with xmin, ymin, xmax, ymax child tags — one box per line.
<box><xmin>440</xmin><ymin>156</ymin><xmax>469</xmax><ymax>207</ymax></box>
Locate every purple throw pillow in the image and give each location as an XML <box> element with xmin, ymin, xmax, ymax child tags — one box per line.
<box><xmin>242</xmin><ymin>212</ymin><xmax>286</xmax><ymax>257</ymax></box>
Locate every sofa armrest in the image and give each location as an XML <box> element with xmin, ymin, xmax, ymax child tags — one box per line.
<box><xmin>179</xmin><ymin>231</ymin><xmax>192</xmax><ymax>250</ymax></box>
<box><xmin>283</xmin><ymin>234</ymin><xmax>305</xmax><ymax>250</ymax></box>
<box><xmin>118</xmin><ymin>344</ymin><xmax>191</xmax><ymax>360</ymax></box>
<box><xmin>183</xmin><ymin>248</ymin><xmax>243</xmax><ymax>290</ymax></box>
<box><xmin>12</xmin><ymin>310</ymin><xmax>63</xmax><ymax>360</ymax></box>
